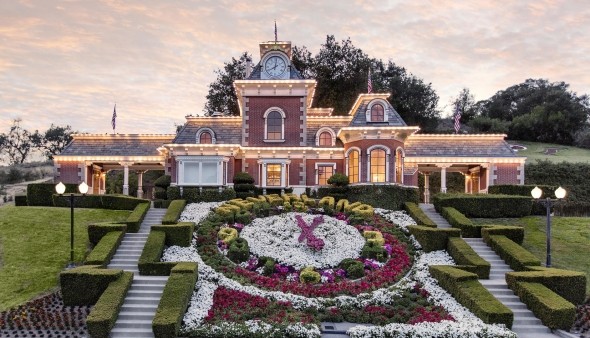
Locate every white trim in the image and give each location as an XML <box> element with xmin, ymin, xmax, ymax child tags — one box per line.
<box><xmin>257</xmin><ymin>158</ymin><xmax>291</xmax><ymax>188</ymax></box>
<box><xmin>263</xmin><ymin>107</ymin><xmax>286</xmax><ymax>142</ymax></box>
<box><xmin>367</xmin><ymin>145</ymin><xmax>391</xmax><ymax>183</ymax></box>
<box><xmin>315</xmin><ymin>127</ymin><xmax>336</xmax><ymax>146</ymax></box>
<box><xmin>345</xmin><ymin>147</ymin><xmax>361</xmax><ymax>184</ymax></box>
<box><xmin>314</xmin><ymin>162</ymin><xmax>337</xmax><ymax>185</ymax></box>
<box><xmin>176</xmin><ymin>155</ymin><xmax>224</xmax><ymax>186</ymax></box>
<box><xmin>365</xmin><ymin>99</ymin><xmax>390</xmax><ymax>122</ymax></box>
<box><xmin>196</xmin><ymin>128</ymin><xmax>216</xmax><ymax>144</ymax></box>
<box><xmin>395</xmin><ymin>147</ymin><xmax>405</xmax><ymax>184</ymax></box>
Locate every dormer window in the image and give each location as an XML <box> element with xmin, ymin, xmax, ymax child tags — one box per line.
<box><xmin>366</xmin><ymin>100</ymin><xmax>389</xmax><ymax>123</ymax></box>
<box><xmin>319</xmin><ymin>132</ymin><xmax>332</xmax><ymax>146</ymax></box>
<box><xmin>315</xmin><ymin>127</ymin><xmax>336</xmax><ymax>147</ymax></box>
<box><xmin>264</xmin><ymin>108</ymin><xmax>286</xmax><ymax>142</ymax></box>
<box><xmin>371</xmin><ymin>104</ymin><xmax>385</xmax><ymax>122</ymax></box>
<box><xmin>196</xmin><ymin>128</ymin><xmax>216</xmax><ymax>144</ymax></box>
<box><xmin>200</xmin><ymin>132</ymin><xmax>212</xmax><ymax>144</ymax></box>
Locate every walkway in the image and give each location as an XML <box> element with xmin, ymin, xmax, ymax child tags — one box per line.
<box><xmin>107</xmin><ymin>208</ymin><xmax>168</xmax><ymax>338</ymax></box>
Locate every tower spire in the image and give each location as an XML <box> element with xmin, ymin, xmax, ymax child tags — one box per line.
<box><xmin>274</xmin><ymin>20</ymin><xmax>278</xmax><ymax>42</ymax></box>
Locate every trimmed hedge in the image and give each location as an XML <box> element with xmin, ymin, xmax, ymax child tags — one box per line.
<box><xmin>407</xmin><ymin>225</ymin><xmax>461</xmax><ymax>252</ymax></box>
<box><xmin>153</xmin><ymin>199</ymin><xmax>172</xmax><ymax>209</ymax></box>
<box><xmin>506</xmin><ymin>266</ymin><xmax>587</xmax><ymax>305</ymax></box>
<box><xmin>126</xmin><ymin>202</ymin><xmax>150</xmax><ymax>232</ymax></box>
<box><xmin>162</xmin><ymin>200</ymin><xmax>187</xmax><ymax>225</ymax></box>
<box><xmin>88</xmin><ymin>222</ymin><xmax>127</xmax><ymax>246</ymax></box>
<box><xmin>14</xmin><ymin>195</ymin><xmax>27</xmax><ymax>206</ymax></box>
<box><xmin>404</xmin><ymin>202</ymin><xmax>436</xmax><ymax>227</ymax></box>
<box><xmin>86</xmin><ymin>271</ymin><xmax>133</xmax><ymax>338</ymax></box>
<box><xmin>138</xmin><ymin>231</ymin><xmax>176</xmax><ymax>276</ymax></box>
<box><xmin>429</xmin><ymin>265</ymin><xmax>513</xmax><ymax>327</ymax></box>
<box><xmin>53</xmin><ymin>194</ymin><xmax>103</xmax><ymax>209</ymax></box>
<box><xmin>511</xmin><ymin>281</ymin><xmax>576</xmax><ymax>329</ymax></box>
<box><xmin>481</xmin><ymin>226</ymin><xmax>524</xmax><ymax>245</ymax></box>
<box><xmin>153</xmin><ymin>262</ymin><xmax>198</xmax><ymax>338</ymax></box>
<box><xmin>84</xmin><ymin>231</ymin><xmax>125</xmax><ymax>267</ymax></box>
<box><xmin>441</xmin><ymin>207</ymin><xmax>489</xmax><ymax>238</ymax></box>
<box><xmin>489</xmin><ymin>184</ymin><xmax>557</xmax><ymax>198</ymax></box>
<box><xmin>60</xmin><ymin>265</ymin><xmax>122</xmax><ymax>305</ymax></box>
<box><xmin>101</xmin><ymin>194</ymin><xmax>150</xmax><ymax>210</ymax></box>
<box><xmin>433</xmin><ymin>193</ymin><xmax>532</xmax><ymax>218</ymax></box>
<box><xmin>484</xmin><ymin>235</ymin><xmax>541</xmax><ymax>271</ymax></box>
<box><xmin>28</xmin><ymin>183</ymin><xmax>79</xmax><ymax>206</ymax></box>
<box><xmin>177</xmin><ymin>187</ymin><xmax>236</xmax><ymax>203</ymax></box>
<box><xmin>167</xmin><ymin>186</ymin><xmax>181</xmax><ymax>200</ymax></box>
<box><xmin>318</xmin><ymin>184</ymin><xmax>419</xmax><ymax>210</ymax></box>
<box><xmin>152</xmin><ymin>222</ymin><xmax>195</xmax><ymax>247</ymax></box>
<box><xmin>447</xmin><ymin>237</ymin><xmax>491</xmax><ymax>279</ymax></box>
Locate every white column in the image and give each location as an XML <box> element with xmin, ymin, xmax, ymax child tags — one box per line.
<box><xmin>136</xmin><ymin>170</ymin><xmax>145</xmax><ymax>199</ymax></box>
<box><xmin>465</xmin><ymin>173</ymin><xmax>470</xmax><ymax>193</ymax></box>
<box><xmin>440</xmin><ymin>166</ymin><xmax>447</xmax><ymax>193</ymax></box>
<box><xmin>423</xmin><ymin>172</ymin><xmax>430</xmax><ymax>203</ymax></box>
<box><xmin>119</xmin><ymin>162</ymin><xmax>133</xmax><ymax>196</ymax></box>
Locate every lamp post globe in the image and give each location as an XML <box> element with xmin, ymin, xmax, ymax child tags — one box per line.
<box><xmin>78</xmin><ymin>182</ymin><xmax>89</xmax><ymax>194</ymax></box>
<box><xmin>55</xmin><ymin>182</ymin><xmax>66</xmax><ymax>195</ymax></box>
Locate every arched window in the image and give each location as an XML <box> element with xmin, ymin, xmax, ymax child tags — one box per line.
<box><xmin>199</xmin><ymin>132</ymin><xmax>212</xmax><ymax>144</ymax></box>
<box><xmin>264</xmin><ymin>109</ymin><xmax>285</xmax><ymax>141</ymax></box>
<box><xmin>371</xmin><ymin>104</ymin><xmax>384</xmax><ymax>122</ymax></box>
<box><xmin>347</xmin><ymin>149</ymin><xmax>359</xmax><ymax>183</ymax></box>
<box><xmin>319</xmin><ymin>132</ymin><xmax>332</xmax><ymax>146</ymax></box>
<box><xmin>370</xmin><ymin>148</ymin><xmax>386</xmax><ymax>182</ymax></box>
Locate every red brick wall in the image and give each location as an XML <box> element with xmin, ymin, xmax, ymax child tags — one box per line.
<box><xmin>244</xmin><ymin>159</ymin><xmax>260</xmax><ymax>185</ymax></box>
<box><xmin>343</xmin><ymin>139</ymin><xmax>404</xmax><ymax>183</ymax></box>
<box><xmin>480</xmin><ymin>168</ymin><xmax>487</xmax><ymax>191</ymax></box>
<box><xmin>495</xmin><ymin>164</ymin><xmax>519</xmax><ymax>185</ymax></box>
<box><xmin>405</xmin><ymin>173</ymin><xmax>418</xmax><ymax>186</ymax></box>
<box><xmin>234</xmin><ymin>159</ymin><xmax>243</xmax><ymax>175</ymax></box>
<box><xmin>304</xmin><ymin>159</ymin><xmax>344</xmax><ymax>185</ymax></box>
<box><xmin>170</xmin><ymin>157</ymin><xmax>177</xmax><ymax>183</ymax></box>
<box><xmin>289</xmin><ymin>159</ymin><xmax>303</xmax><ymax>186</ymax></box>
<box><xmin>55</xmin><ymin>162</ymin><xmax>81</xmax><ymax>183</ymax></box>
<box><xmin>245</xmin><ymin>97</ymin><xmax>303</xmax><ymax>146</ymax></box>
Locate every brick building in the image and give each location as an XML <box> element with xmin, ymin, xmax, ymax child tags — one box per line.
<box><xmin>54</xmin><ymin>39</ymin><xmax>525</xmax><ymax>201</ymax></box>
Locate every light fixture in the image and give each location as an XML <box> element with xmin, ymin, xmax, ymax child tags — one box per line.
<box><xmin>78</xmin><ymin>182</ymin><xmax>89</xmax><ymax>194</ymax></box>
<box><xmin>531</xmin><ymin>186</ymin><xmax>542</xmax><ymax>199</ymax></box>
<box><xmin>531</xmin><ymin>185</ymin><xmax>567</xmax><ymax>267</ymax></box>
<box><xmin>55</xmin><ymin>182</ymin><xmax>66</xmax><ymax>195</ymax></box>
<box><xmin>555</xmin><ymin>186</ymin><xmax>566</xmax><ymax>199</ymax></box>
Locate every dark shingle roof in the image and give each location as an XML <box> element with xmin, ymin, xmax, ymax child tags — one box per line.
<box><xmin>173</xmin><ymin>119</ymin><xmax>242</xmax><ymax>144</ymax></box>
<box><xmin>59</xmin><ymin>135</ymin><xmax>174</xmax><ymax>157</ymax></box>
<box><xmin>404</xmin><ymin>136</ymin><xmax>519</xmax><ymax>157</ymax></box>
<box><xmin>306</xmin><ymin>119</ymin><xmax>351</xmax><ymax>147</ymax></box>
<box><xmin>350</xmin><ymin>99</ymin><xmax>407</xmax><ymax>126</ymax></box>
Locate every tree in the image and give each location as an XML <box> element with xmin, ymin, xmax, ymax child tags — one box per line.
<box><xmin>450</xmin><ymin>88</ymin><xmax>477</xmax><ymax>123</ymax></box>
<box><xmin>203</xmin><ymin>52</ymin><xmax>252</xmax><ymax>116</ymax></box>
<box><xmin>31</xmin><ymin>124</ymin><xmax>74</xmax><ymax>160</ymax></box>
<box><xmin>2</xmin><ymin>119</ymin><xmax>33</xmax><ymax>164</ymax></box>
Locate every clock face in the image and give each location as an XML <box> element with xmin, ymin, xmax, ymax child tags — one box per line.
<box><xmin>264</xmin><ymin>55</ymin><xmax>287</xmax><ymax>78</ymax></box>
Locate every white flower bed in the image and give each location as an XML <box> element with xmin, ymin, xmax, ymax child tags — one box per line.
<box><xmin>178</xmin><ymin>202</ymin><xmax>223</xmax><ymax>224</ymax></box>
<box><xmin>239</xmin><ymin>212</ymin><xmax>365</xmax><ymax>269</ymax></box>
<box><xmin>162</xmin><ymin>202</ymin><xmax>517</xmax><ymax>338</ymax></box>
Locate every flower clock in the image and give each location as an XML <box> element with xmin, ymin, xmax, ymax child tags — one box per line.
<box><xmin>162</xmin><ymin>198</ymin><xmax>517</xmax><ymax>338</ymax></box>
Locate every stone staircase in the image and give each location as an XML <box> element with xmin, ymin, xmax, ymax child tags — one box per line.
<box><xmin>107</xmin><ymin>208</ymin><xmax>168</xmax><ymax>338</ymax></box>
<box><xmin>419</xmin><ymin>203</ymin><xmax>452</xmax><ymax>228</ymax></box>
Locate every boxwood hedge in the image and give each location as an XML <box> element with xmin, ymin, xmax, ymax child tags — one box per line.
<box><xmin>318</xmin><ymin>184</ymin><xmax>419</xmax><ymax>210</ymax></box>
<box><xmin>433</xmin><ymin>193</ymin><xmax>532</xmax><ymax>218</ymax></box>
<box><xmin>151</xmin><ymin>222</ymin><xmax>195</xmax><ymax>247</ymax></box>
<box><xmin>404</xmin><ymin>202</ymin><xmax>437</xmax><ymax>227</ymax></box>
<box><xmin>407</xmin><ymin>225</ymin><xmax>461</xmax><ymax>252</ymax></box>
<box><xmin>484</xmin><ymin>235</ymin><xmax>541</xmax><ymax>271</ymax></box>
<box><xmin>481</xmin><ymin>226</ymin><xmax>524</xmax><ymax>245</ymax></box>
<box><xmin>84</xmin><ymin>231</ymin><xmax>125</xmax><ymax>267</ymax></box>
<box><xmin>138</xmin><ymin>230</ymin><xmax>176</xmax><ymax>276</ymax></box>
<box><xmin>162</xmin><ymin>200</ymin><xmax>186</xmax><ymax>225</ymax></box>
<box><xmin>510</xmin><ymin>281</ymin><xmax>575</xmax><ymax>329</ymax></box>
<box><xmin>506</xmin><ymin>266</ymin><xmax>586</xmax><ymax>305</ymax></box>
<box><xmin>60</xmin><ymin>265</ymin><xmax>122</xmax><ymax>305</ymax></box>
<box><xmin>446</xmin><ymin>237</ymin><xmax>490</xmax><ymax>279</ymax></box>
<box><xmin>441</xmin><ymin>207</ymin><xmax>490</xmax><ymax>238</ymax></box>
<box><xmin>86</xmin><ymin>271</ymin><xmax>133</xmax><ymax>338</ymax></box>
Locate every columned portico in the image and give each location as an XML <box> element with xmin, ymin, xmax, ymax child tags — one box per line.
<box><xmin>119</xmin><ymin>162</ymin><xmax>134</xmax><ymax>195</ymax></box>
<box><xmin>136</xmin><ymin>170</ymin><xmax>146</xmax><ymax>198</ymax></box>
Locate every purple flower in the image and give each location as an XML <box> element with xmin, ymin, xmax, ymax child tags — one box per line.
<box><xmin>384</xmin><ymin>244</ymin><xmax>393</xmax><ymax>255</ymax></box>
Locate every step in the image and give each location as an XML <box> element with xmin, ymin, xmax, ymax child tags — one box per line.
<box><xmin>112</xmin><ymin>319</ymin><xmax>152</xmax><ymax>329</ymax></box>
<box><xmin>130</xmin><ymin>284</ymin><xmax>166</xmax><ymax>291</ymax></box>
<box><xmin>124</xmin><ymin>296</ymin><xmax>162</xmax><ymax>305</ymax></box>
<box><xmin>117</xmin><ymin>311</ymin><xmax>156</xmax><ymax>320</ymax></box>
<box><xmin>134</xmin><ymin>277</ymin><xmax>169</xmax><ymax>284</ymax></box>
<box><xmin>502</xmin><ymin>301</ymin><xmax>528</xmax><ymax>310</ymax></box>
<box><xmin>513</xmin><ymin>317</ymin><xmax>543</xmax><ymax>325</ymax></box>
<box><xmin>512</xmin><ymin>325</ymin><xmax>551</xmax><ymax>334</ymax></box>
<box><xmin>127</xmin><ymin>290</ymin><xmax>164</xmax><ymax>297</ymax></box>
<box><xmin>111</xmin><ymin>259</ymin><xmax>140</xmax><ymax>264</ymax></box>
<box><xmin>121</xmin><ymin>304</ymin><xmax>159</xmax><ymax>312</ymax></box>
<box><xmin>487</xmin><ymin>289</ymin><xmax>515</xmax><ymax>295</ymax></box>
<box><xmin>110</xmin><ymin>328</ymin><xmax>154</xmax><ymax>338</ymax></box>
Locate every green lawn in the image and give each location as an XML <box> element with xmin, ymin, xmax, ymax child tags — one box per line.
<box><xmin>508</xmin><ymin>140</ymin><xmax>590</xmax><ymax>164</ymax></box>
<box><xmin>0</xmin><ymin>205</ymin><xmax>130</xmax><ymax>312</ymax></box>
<box><xmin>473</xmin><ymin>216</ymin><xmax>590</xmax><ymax>294</ymax></box>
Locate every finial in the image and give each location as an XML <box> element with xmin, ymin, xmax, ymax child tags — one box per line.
<box><xmin>274</xmin><ymin>20</ymin><xmax>278</xmax><ymax>42</ymax></box>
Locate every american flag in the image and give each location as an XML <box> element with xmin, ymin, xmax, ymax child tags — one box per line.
<box><xmin>454</xmin><ymin>102</ymin><xmax>461</xmax><ymax>134</ymax></box>
<box><xmin>111</xmin><ymin>104</ymin><xmax>117</xmax><ymax>132</ymax></box>
<box><xmin>367</xmin><ymin>68</ymin><xmax>372</xmax><ymax>94</ymax></box>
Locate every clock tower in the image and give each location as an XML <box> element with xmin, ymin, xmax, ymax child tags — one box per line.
<box><xmin>258</xmin><ymin>41</ymin><xmax>294</xmax><ymax>80</ymax></box>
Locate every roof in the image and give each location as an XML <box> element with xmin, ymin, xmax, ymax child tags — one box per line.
<box><xmin>306</xmin><ymin>118</ymin><xmax>351</xmax><ymax>146</ymax></box>
<box><xmin>173</xmin><ymin>118</ymin><xmax>242</xmax><ymax>144</ymax></box>
<box><xmin>404</xmin><ymin>134</ymin><xmax>519</xmax><ymax>158</ymax></box>
<box><xmin>348</xmin><ymin>94</ymin><xmax>407</xmax><ymax>127</ymax></box>
<box><xmin>59</xmin><ymin>134</ymin><xmax>175</xmax><ymax>157</ymax></box>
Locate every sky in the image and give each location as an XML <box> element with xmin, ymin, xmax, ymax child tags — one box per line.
<box><xmin>1</xmin><ymin>0</ymin><xmax>589</xmax><ymax>136</ymax></box>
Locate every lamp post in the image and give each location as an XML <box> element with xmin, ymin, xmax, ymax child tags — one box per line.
<box><xmin>55</xmin><ymin>181</ymin><xmax>89</xmax><ymax>268</ymax></box>
<box><xmin>531</xmin><ymin>186</ymin><xmax>566</xmax><ymax>267</ymax></box>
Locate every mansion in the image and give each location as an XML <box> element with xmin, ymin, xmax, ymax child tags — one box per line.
<box><xmin>54</xmin><ymin>39</ymin><xmax>525</xmax><ymax>202</ymax></box>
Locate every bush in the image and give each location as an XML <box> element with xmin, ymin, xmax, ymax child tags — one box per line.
<box><xmin>87</xmin><ymin>271</ymin><xmax>133</xmax><ymax>338</ymax></box>
<box><xmin>88</xmin><ymin>222</ymin><xmax>127</xmax><ymax>246</ymax></box>
<box><xmin>484</xmin><ymin>235</ymin><xmax>541</xmax><ymax>271</ymax></box>
<box><xmin>489</xmin><ymin>184</ymin><xmax>557</xmax><ymax>215</ymax></box>
<box><xmin>84</xmin><ymin>231</ymin><xmax>125</xmax><ymax>267</ymax></box>
<box><xmin>259</xmin><ymin>257</ymin><xmax>276</xmax><ymax>276</ymax></box>
<box><xmin>327</xmin><ymin>173</ymin><xmax>349</xmax><ymax>187</ymax></box>
<box><xmin>233</xmin><ymin>172</ymin><xmax>255</xmax><ymax>184</ymax></box>
<box><xmin>318</xmin><ymin>196</ymin><xmax>335</xmax><ymax>209</ymax></box>
<box><xmin>28</xmin><ymin>183</ymin><xmax>77</xmax><ymax>206</ymax></box>
<box><xmin>404</xmin><ymin>202</ymin><xmax>436</xmax><ymax>227</ymax></box>
<box><xmin>446</xmin><ymin>237</ymin><xmax>490</xmax><ymax>279</ymax></box>
<box><xmin>340</xmin><ymin>259</ymin><xmax>365</xmax><ymax>279</ymax></box>
<box><xmin>350</xmin><ymin>203</ymin><xmax>374</xmax><ymax>220</ymax></box>
<box><xmin>126</xmin><ymin>202</ymin><xmax>150</xmax><ymax>232</ymax></box>
<box><xmin>433</xmin><ymin>193</ymin><xmax>532</xmax><ymax>218</ymax></box>
<box><xmin>162</xmin><ymin>200</ymin><xmax>187</xmax><ymax>224</ymax></box>
<box><xmin>60</xmin><ymin>266</ymin><xmax>123</xmax><ymax>305</ymax></box>
<box><xmin>361</xmin><ymin>241</ymin><xmax>387</xmax><ymax>262</ymax></box>
<box><xmin>299</xmin><ymin>267</ymin><xmax>321</xmax><ymax>284</ymax></box>
<box><xmin>319</xmin><ymin>184</ymin><xmax>419</xmax><ymax>210</ymax></box>
<box><xmin>506</xmin><ymin>266</ymin><xmax>587</xmax><ymax>305</ymax></box>
<box><xmin>441</xmin><ymin>207</ymin><xmax>488</xmax><ymax>238</ymax></box>
<box><xmin>138</xmin><ymin>231</ymin><xmax>176</xmax><ymax>276</ymax></box>
<box><xmin>335</xmin><ymin>198</ymin><xmax>349</xmax><ymax>212</ymax></box>
<box><xmin>510</xmin><ymin>281</ymin><xmax>575</xmax><ymax>329</ymax></box>
<box><xmin>154</xmin><ymin>175</ymin><xmax>172</xmax><ymax>189</ymax></box>
<box><xmin>407</xmin><ymin>225</ymin><xmax>461</xmax><ymax>252</ymax></box>
<box><xmin>227</xmin><ymin>238</ymin><xmax>249</xmax><ymax>263</ymax></box>
<box><xmin>429</xmin><ymin>265</ymin><xmax>513</xmax><ymax>327</ymax></box>
<box><xmin>167</xmin><ymin>186</ymin><xmax>181</xmax><ymax>200</ymax></box>
<box><xmin>481</xmin><ymin>226</ymin><xmax>524</xmax><ymax>245</ymax></box>
<box><xmin>14</xmin><ymin>195</ymin><xmax>27</xmax><ymax>206</ymax></box>
<box><xmin>234</xmin><ymin>210</ymin><xmax>252</xmax><ymax>224</ymax></box>
<box><xmin>152</xmin><ymin>222</ymin><xmax>195</xmax><ymax>247</ymax></box>
<box><xmin>218</xmin><ymin>227</ymin><xmax>238</xmax><ymax>244</ymax></box>
<box><xmin>101</xmin><ymin>194</ymin><xmax>150</xmax><ymax>210</ymax></box>
<box><xmin>153</xmin><ymin>263</ymin><xmax>198</xmax><ymax>338</ymax></box>
<box><xmin>53</xmin><ymin>194</ymin><xmax>103</xmax><ymax>209</ymax></box>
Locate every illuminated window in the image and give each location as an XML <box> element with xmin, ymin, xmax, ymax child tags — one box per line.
<box><xmin>370</xmin><ymin>148</ymin><xmax>386</xmax><ymax>182</ymax></box>
<box><xmin>266</xmin><ymin>111</ymin><xmax>283</xmax><ymax>140</ymax></box>
<box><xmin>319</xmin><ymin>132</ymin><xmax>332</xmax><ymax>146</ymax></box>
<box><xmin>347</xmin><ymin>150</ymin><xmax>359</xmax><ymax>183</ymax></box>
<box><xmin>317</xmin><ymin>165</ymin><xmax>334</xmax><ymax>185</ymax></box>
<box><xmin>371</xmin><ymin>104</ymin><xmax>384</xmax><ymax>122</ymax></box>
<box><xmin>199</xmin><ymin>132</ymin><xmax>212</xmax><ymax>144</ymax></box>
<box><xmin>396</xmin><ymin>148</ymin><xmax>404</xmax><ymax>183</ymax></box>
<box><xmin>266</xmin><ymin>164</ymin><xmax>281</xmax><ymax>186</ymax></box>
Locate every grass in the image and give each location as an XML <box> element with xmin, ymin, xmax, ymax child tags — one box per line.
<box><xmin>507</xmin><ymin>140</ymin><xmax>590</xmax><ymax>164</ymax></box>
<box><xmin>473</xmin><ymin>216</ymin><xmax>590</xmax><ymax>295</ymax></box>
<box><xmin>0</xmin><ymin>205</ymin><xmax>130</xmax><ymax>312</ymax></box>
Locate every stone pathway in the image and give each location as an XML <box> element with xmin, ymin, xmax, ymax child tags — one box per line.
<box><xmin>108</xmin><ymin>208</ymin><xmax>168</xmax><ymax>338</ymax></box>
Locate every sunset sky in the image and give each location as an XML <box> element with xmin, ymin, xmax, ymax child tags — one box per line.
<box><xmin>1</xmin><ymin>0</ymin><xmax>589</xmax><ymax>135</ymax></box>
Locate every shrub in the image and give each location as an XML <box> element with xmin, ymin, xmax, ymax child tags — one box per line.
<box><xmin>318</xmin><ymin>196</ymin><xmax>335</xmax><ymax>209</ymax></box>
<box><xmin>167</xmin><ymin>186</ymin><xmax>181</xmax><ymax>200</ymax></box>
<box><xmin>429</xmin><ymin>265</ymin><xmax>513</xmax><ymax>327</ymax></box>
<box><xmin>233</xmin><ymin>172</ymin><xmax>255</xmax><ymax>184</ymax></box>
<box><xmin>218</xmin><ymin>227</ymin><xmax>238</xmax><ymax>244</ymax></box>
<box><xmin>510</xmin><ymin>281</ymin><xmax>576</xmax><ymax>329</ymax></box>
<box><xmin>14</xmin><ymin>195</ymin><xmax>27</xmax><ymax>206</ymax></box>
<box><xmin>320</xmin><ymin>184</ymin><xmax>419</xmax><ymax>210</ymax></box>
<box><xmin>153</xmin><ymin>199</ymin><xmax>172</xmax><ymax>208</ymax></box>
<box><xmin>340</xmin><ymin>259</ymin><xmax>365</xmax><ymax>279</ymax></box>
<box><xmin>361</xmin><ymin>241</ymin><xmax>387</xmax><ymax>262</ymax></box>
<box><xmin>86</xmin><ymin>271</ymin><xmax>133</xmax><ymax>338</ymax></box>
<box><xmin>152</xmin><ymin>222</ymin><xmax>195</xmax><ymax>247</ymax></box>
<box><xmin>506</xmin><ymin>266</ymin><xmax>587</xmax><ymax>305</ymax></box>
<box><xmin>162</xmin><ymin>200</ymin><xmax>187</xmax><ymax>224</ymax></box>
<box><xmin>299</xmin><ymin>267</ymin><xmax>321</xmax><ymax>284</ymax></box>
<box><xmin>481</xmin><ymin>226</ymin><xmax>524</xmax><ymax>245</ymax></box>
<box><xmin>227</xmin><ymin>238</ymin><xmax>249</xmax><ymax>263</ymax></box>
<box><xmin>101</xmin><ymin>195</ymin><xmax>149</xmax><ymax>210</ymax></box>
<box><xmin>234</xmin><ymin>210</ymin><xmax>252</xmax><ymax>224</ymax></box>
<box><xmin>154</xmin><ymin>175</ymin><xmax>172</xmax><ymax>189</ymax></box>
<box><xmin>138</xmin><ymin>231</ymin><xmax>176</xmax><ymax>276</ymax></box>
<box><xmin>335</xmin><ymin>198</ymin><xmax>349</xmax><ymax>212</ymax></box>
<box><xmin>441</xmin><ymin>207</ymin><xmax>488</xmax><ymax>238</ymax></box>
<box><xmin>403</xmin><ymin>202</ymin><xmax>436</xmax><ymax>227</ymax></box>
<box><xmin>154</xmin><ymin>188</ymin><xmax>168</xmax><ymax>200</ymax></box>
<box><xmin>126</xmin><ymin>202</ymin><xmax>150</xmax><ymax>232</ymax></box>
<box><xmin>28</xmin><ymin>183</ymin><xmax>77</xmax><ymax>206</ymax></box>
<box><xmin>153</xmin><ymin>263</ymin><xmax>198</xmax><ymax>338</ymax></box>
<box><xmin>84</xmin><ymin>231</ymin><xmax>125</xmax><ymax>267</ymax></box>
<box><xmin>488</xmin><ymin>184</ymin><xmax>557</xmax><ymax>215</ymax></box>
<box><xmin>88</xmin><ymin>222</ymin><xmax>127</xmax><ymax>246</ymax></box>
<box><xmin>433</xmin><ymin>193</ymin><xmax>532</xmax><ymax>218</ymax></box>
<box><xmin>350</xmin><ymin>203</ymin><xmax>374</xmax><ymax>220</ymax></box>
<box><xmin>407</xmin><ymin>225</ymin><xmax>461</xmax><ymax>252</ymax></box>
<box><xmin>259</xmin><ymin>257</ymin><xmax>276</xmax><ymax>276</ymax></box>
<box><xmin>363</xmin><ymin>231</ymin><xmax>385</xmax><ymax>246</ymax></box>
<box><xmin>327</xmin><ymin>173</ymin><xmax>349</xmax><ymax>186</ymax></box>
<box><xmin>60</xmin><ymin>266</ymin><xmax>122</xmax><ymax>305</ymax></box>
<box><xmin>446</xmin><ymin>237</ymin><xmax>490</xmax><ymax>279</ymax></box>
<box><xmin>484</xmin><ymin>235</ymin><xmax>541</xmax><ymax>271</ymax></box>
<box><xmin>53</xmin><ymin>194</ymin><xmax>103</xmax><ymax>209</ymax></box>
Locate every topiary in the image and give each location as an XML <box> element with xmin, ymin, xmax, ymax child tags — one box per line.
<box><xmin>154</xmin><ymin>175</ymin><xmax>172</xmax><ymax>189</ymax></box>
<box><xmin>299</xmin><ymin>267</ymin><xmax>321</xmax><ymax>284</ymax></box>
<box><xmin>259</xmin><ymin>256</ymin><xmax>276</xmax><ymax>276</ymax></box>
<box><xmin>340</xmin><ymin>259</ymin><xmax>365</xmax><ymax>279</ymax></box>
<box><xmin>361</xmin><ymin>241</ymin><xmax>387</xmax><ymax>262</ymax></box>
<box><xmin>218</xmin><ymin>228</ymin><xmax>238</xmax><ymax>244</ymax></box>
<box><xmin>327</xmin><ymin>173</ymin><xmax>349</xmax><ymax>187</ymax></box>
<box><xmin>233</xmin><ymin>172</ymin><xmax>255</xmax><ymax>184</ymax></box>
<box><xmin>227</xmin><ymin>238</ymin><xmax>249</xmax><ymax>263</ymax></box>
<box><xmin>234</xmin><ymin>210</ymin><xmax>252</xmax><ymax>225</ymax></box>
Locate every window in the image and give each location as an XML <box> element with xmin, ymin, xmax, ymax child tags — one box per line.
<box><xmin>199</xmin><ymin>132</ymin><xmax>212</xmax><ymax>144</ymax></box>
<box><xmin>370</xmin><ymin>148</ymin><xmax>386</xmax><ymax>182</ymax></box>
<box><xmin>371</xmin><ymin>104</ymin><xmax>384</xmax><ymax>122</ymax></box>
<box><xmin>317</xmin><ymin>165</ymin><xmax>334</xmax><ymax>185</ymax></box>
<box><xmin>395</xmin><ymin>148</ymin><xmax>404</xmax><ymax>183</ymax></box>
<box><xmin>319</xmin><ymin>132</ymin><xmax>332</xmax><ymax>146</ymax></box>
<box><xmin>266</xmin><ymin>164</ymin><xmax>281</xmax><ymax>186</ymax></box>
<box><xmin>179</xmin><ymin>158</ymin><xmax>221</xmax><ymax>185</ymax></box>
<box><xmin>347</xmin><ymin>150</ymin><xmax>359</xmax><ymax>183</ymax></box>
<box><xmin>266</xmin><ymin>111</ymin><xmax>283</xmax><ymax>140</ymax></box>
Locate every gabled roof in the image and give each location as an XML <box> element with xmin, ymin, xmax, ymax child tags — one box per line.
<box><xmin>58</xmin><ymin>134</ymin><xmax>174</xmax><ymax>157</ymax></box>
<box><xmin>173</xmin><ymin>116</ymin><xmax>242</xmax><ymax>144</ymax></box>
<box><xmin>404</xmin><ymin>134</ymin><xmax>521</xmax><ymax>158</ymax></box>
<box><xmin>348</xmin><ymin>93</ymin><xmax>407</xmax><ymax>127</ymax></box>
